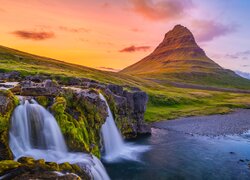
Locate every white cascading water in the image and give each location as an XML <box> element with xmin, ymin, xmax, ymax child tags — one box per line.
<box><xmin>9</xmin><ymin>100</ymin><xmax>110</xmax><ymax>180</ymax></box>
<box><xmin>100</xmin><ymin>94</ymin><xmax>150</xmax><ymax>162</ymax></box>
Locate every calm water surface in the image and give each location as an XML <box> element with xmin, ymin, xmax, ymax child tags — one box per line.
<box><xmin>103</xmin><ymin>128</ymin><xmax>250</xmax><ymax>180</ymax></box>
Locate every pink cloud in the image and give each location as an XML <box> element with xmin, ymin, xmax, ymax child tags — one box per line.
<box><xmin>192</xmin><ymin>20</ymin><xmax>237</xmax><ymax>42</ymax></box>
<box><xmin>119</xmin><ymin>45</ymin><xmax>151</xmax><ymax>53</ymax></box>
<box><xmin>58</xmin><ymin>26</ymin><xmax>90</xmax><ymax>33</ymax></box>
<box><xmin>129</xmin><ymin>0</ymin><xmax>193</xmax><ymax>21</ymax></box>
<box><xmin>12</xmin><ymin>30</ymin><xmax>55</xmax><ymax>40</ymax></box>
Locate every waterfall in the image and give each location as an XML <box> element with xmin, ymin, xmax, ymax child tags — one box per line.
<box><xmin>9</xmin><ymin>100</ymin><xmax>110</xmax><ymax>180</ymax></box>
<box><xmin>100</xmin><ymin>94</ymin><xmax>150</xmax><ymax>162</ymax></box>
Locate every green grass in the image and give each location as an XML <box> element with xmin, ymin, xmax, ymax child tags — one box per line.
<box><xmin>1</xmin><ymin>45</ymin><xmax>250</xmax><ymax>122</ymax></box>
<box><xmin>144</xmin><ymin>89</ymin><xmax>250</xmax><ymax>122</ymax></box>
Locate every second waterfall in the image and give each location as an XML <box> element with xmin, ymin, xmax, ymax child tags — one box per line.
<box><xmin>100</xmin><ymin>94</ymin><xmax>150</xmax><ymax>162</ymax></box>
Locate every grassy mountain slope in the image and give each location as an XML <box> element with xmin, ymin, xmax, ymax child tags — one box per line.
<box><xmin>1</xmin><ymin>45</ymin><xmax>250</xmax><ymax>122</ymax></box>
<box><xmin>121</xmin><ymin>25</ymin><xmax>250</xmax><ymax>89</ymax></box>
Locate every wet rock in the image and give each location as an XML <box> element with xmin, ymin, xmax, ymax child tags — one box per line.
<box><xmin>20</xmin><ymin>79</ymin><xmax>60</xmax><ymax>96</ymax></box>
<box><xmin>108</xmin><ymin>84</ymin><xmax>123</xmax><ymax>96</ymax></box>
<box><xmin>44</xmin><ymin>79</ymin><xmax>58</xmax><ymax>88</ymax></box>
<box><xmin>25</xmin><ymin>74</ymin><xmax>50</xmax><ymax>83</ymax></box>
<box><xmin>10</xmin><ymin>84</ymin><xmax>21</xmax><ymax>95</ymax></box>
<box><xmin>0</xmin><ymin>71</ymin><xmax>21</xmax><ymax>81</ymax></box>
<box><xmin>21</xmin><ymin>87</ymin><xmax>59</xmax><ymax>96</ymax></box>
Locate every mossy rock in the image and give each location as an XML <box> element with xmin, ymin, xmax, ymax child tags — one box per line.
<box><xmin>0</xmin><ymin>160</ymin><xmax>22</xmax><ymax>174</ymax></box>
<box><xmin>0</xmin><ymin>90</ymin><xmax>19</xmax><ymax>160</ymax></box>
<box><xmin>59</xmin><ymin>162</ymin><xmax>73</xmax><ymax>172</ymax></box>
<box><xmin>51</xmin><ymin>90</ymin><xmax>107</xmax><ymax>158</ymax></box>
<box><xmin>35</xmin><ymin>96</ymin><xmax>50</xmax><ymax>107</ymax></box>
<box><xmin>17</xmin><ymin>156</ymin><xmax>35</xmax><ymax>165</ymax></box>
<box><xmin>1</xmin><ymin>158</ymin><xmax>91</xmax><ymax>179</ymax></box>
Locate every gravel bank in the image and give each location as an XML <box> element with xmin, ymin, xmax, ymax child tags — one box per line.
<box><xmin>153</xmin><ymin>109</ymin><xmax>250</xmax><ymax>136</ymax></box>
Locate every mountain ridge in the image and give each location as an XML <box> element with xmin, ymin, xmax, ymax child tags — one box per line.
<box><xmin>120</xmin><ymin>25</ymin><xmax>250</xmax><ymax>89</ymax></box>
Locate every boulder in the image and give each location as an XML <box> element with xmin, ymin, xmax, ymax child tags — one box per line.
<box><xmin>20</xmin><ymin>80</ymin><xmax>60</xmax><ymax>96</ymax></box>
<box><xmin>0</xmin><ymin>71</ymin><xmax>21</xmax><ymax>81</ymax></box>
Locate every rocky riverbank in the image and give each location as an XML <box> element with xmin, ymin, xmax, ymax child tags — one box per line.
<box><xmin>153</xmin><ymin>109</ymin><xmax>250</xmax><ymax>136</ymax></box>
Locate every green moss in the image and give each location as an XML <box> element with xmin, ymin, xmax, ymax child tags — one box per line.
<box><xmin>0</xmin><ymin>90</ymin><xmax>19</xmax><ymax>160</ymax></box>
<box><xmin>35</xmin><ymin>96</ymin><xmax>50</xmax><ymax>107</ymax></box>
<box><xmin>0</xmin><ymin>90</ymin><xmax>19</xmax><ymax>132</ymax></box>
<box><xmin>0</xmin><ymin>160</ymin><xmax>22</xmax><ymax>174</ymax></box>
<box><xmin>0</xmin><ymin>157</ymin><xmax>88</xmax><ymax>178</ymax></box>
<box><xmin>51</xmin><ymin>91</ymin><xmax>106</xmax><ymax>158</ymax></box>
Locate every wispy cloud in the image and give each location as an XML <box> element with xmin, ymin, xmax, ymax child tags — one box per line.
<box><xmin>11</xmin><ymin>30</ymin><xmax>55</xmax><ymax>40</ymax></box>
<box><xmin>98</xmin><ymin>67</ymin><xmax>120</xmax><ymax>72</ymax></box>
<box><xmin>0</xmin><ymin>8</ymin><xmax>5</xmax><ymax>12</ymax></box>
<box><xmin>192</xmin><ymin>20</ymin><xmax>236</xmax><ymax>42</ymax></box>
<box><xmin>131</xmin><ymin>28</ymin><xmax>142</xmax><ymax>32</ymax></box>
<box><xmin>59</xmin><ymin>26</ymin><xmax>90</xmax><ymax>33</ymax></box>
<box><xmin>225</xmin><ymin>50</ymin><xmax>250</xmax><ymax>60</ymax></box>
<box><xmin>101</xmin><ymin>2</ymin><xmax>110</xmax><ymax>8</ymax></box>
<box><xmin>129</xmin><ymin>0</ymin><xmax>193</xmax><ymax>21</ymax></box>
<box><xmin>119</xmin><ymin>45</ymin><xmax>151</xmax><ymax>53</ymax></box>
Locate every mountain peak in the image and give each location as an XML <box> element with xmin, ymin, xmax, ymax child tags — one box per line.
<box><xmin>165</xmin><ymin>24</ymin><xmax>194</xmax><ymax>39</ymax></box>
<box><xmin>154</xmin><ymin>24</ymin><xmax>197</xmax><ymax>54</ymax></box>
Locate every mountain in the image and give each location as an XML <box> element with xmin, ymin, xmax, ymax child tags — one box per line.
<box><xmin>121</xmin><ymin>25</ymin><xmax>250</xmax><ymax>89</ymax></box>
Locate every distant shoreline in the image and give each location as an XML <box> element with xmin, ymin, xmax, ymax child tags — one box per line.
<box><xmin>152</xmin><ymin>109</ymin><xmax>250</xmax><ymax>136</ymax></box>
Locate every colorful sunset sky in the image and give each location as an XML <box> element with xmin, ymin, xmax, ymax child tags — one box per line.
<box><xmin>0</xmin><ymin>0</ymin><xmax>250</xmax><ymax>72</ymax></box>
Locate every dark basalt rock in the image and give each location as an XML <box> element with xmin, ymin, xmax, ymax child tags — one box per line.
<box><xmin>104</xmin><ymin>84</ymin><xmax>151</xmax><ymax>138</ymax></box>
<box><xmin>0</xmin><ymin>71</ymin><xmax>21</xmax><ymax>81</ymax></box>
<box><xmin>25</xmin><ymin>74</ymin><xmax>51</xmax><ymax>83</ymax></box>
<box><xmin>20</xmin><ymin>79</ymin><xmax>60</xmax><ymax>96</ymax></box>
<box><xmin>107</xmin><ymin>84</ymin><xmax>123</xmax><ymax>96</ymax></box>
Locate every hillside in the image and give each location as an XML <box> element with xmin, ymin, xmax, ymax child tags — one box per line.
<box><xmin>121</xmin><ymin>25</ymin><xmax>250</xmax><ymax>89</ymax></box>
<box><xmin>1</xmin><ymin>44</ymin><xmax>250</xmax><ymax>122</ymax></box>
<box><xmin>0</xmin><ymin>45</ymin><xmax>154</xmax><ymax>87</ymax></box>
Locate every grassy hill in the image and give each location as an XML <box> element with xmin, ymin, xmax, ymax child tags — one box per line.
<box><xmin>121</xmin><ymin>25</ymin><xmax>250</xmax><ymax>90</ymax></box>
<box><xmin>1</xmin><ymin>45</ymin><xmax>250</xmax><ymax>122</ymax></box>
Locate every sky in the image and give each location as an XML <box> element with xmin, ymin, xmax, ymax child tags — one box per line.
<box><xmin>0</xmin><ymin>0</ymin><xmax>250</xmax><ymax>72</ymax></box>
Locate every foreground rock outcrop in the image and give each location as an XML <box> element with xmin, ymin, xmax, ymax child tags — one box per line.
<box><xmin>0</xmin><ymin>157</ymin><xmax>90</xmax><ymax>179</ymax></box>
<box><xmin>0</xmin><ymin>74</ymin><xmax>151</xmax><ymax>179</ymax></box>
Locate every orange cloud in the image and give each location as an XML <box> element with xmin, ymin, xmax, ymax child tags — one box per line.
<box><xmin>98</xmin><ymin>67</ymin><xmax>120</xmax><ymax>72</ymax></box>
<box><xmin>11</xmin><ymin>30</ymin><xmax>55</xmax><ymax>40</ymax></box>
<box><xmin>129</xmin><ymin>0</ymin><xmax>193</xmax><ymax>21</ymax></box>
<box><xmin>119</xmin><ymin>45</ymin><xmax>151</xmax><ymax>53</ymax></box>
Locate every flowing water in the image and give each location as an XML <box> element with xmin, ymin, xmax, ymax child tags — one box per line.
<box><xmin>100</xmin><ymin>94</ymin><xmax>150</xmax><ymax>162</ymax></box>
<box><xmin>9</xmin><ymin>100</ymin><xmax>110</xmax><ymax>180</ymax></box>
<box><xmin>104</xmin><ymin>128</ymin><xmax>250</xmax><ymax>180</ymax></box>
